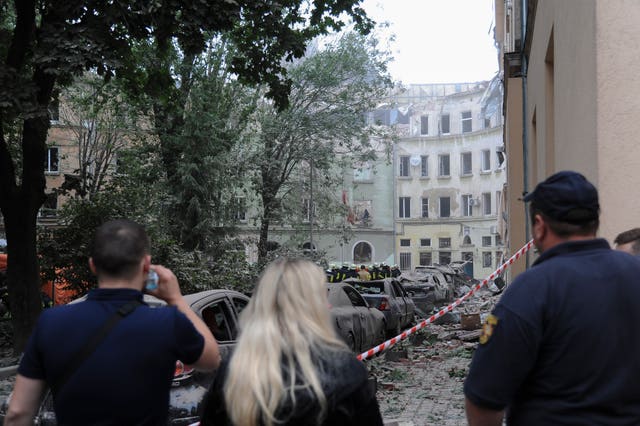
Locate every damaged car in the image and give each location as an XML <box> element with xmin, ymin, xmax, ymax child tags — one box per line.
<box><xmin>327</xmin><ymin>282</ymin><xmax>386</xmax><ymax>353</ymax></box>
<box><xmin>348</xmin><ymin>278</ymin><xmax>416</xmax><ymax>338</ymax></box>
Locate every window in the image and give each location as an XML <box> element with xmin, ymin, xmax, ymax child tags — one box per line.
<box><xmin>484</xmin><ymin>117</ymin><xmax>491</xmax><ymax>129</ymax></box>
<box><xmin>439</xmin><ymin>252</ymin><xmax>451</xmax><ymax>265</ymax></box>
<box><xmin>399</xmin><ymin>155</ymin><xmax>410</xmax><ymax>177</ymax></box>
<box><xmin>495</xmin><ymin>235</ymin><xmax>503</xmax><ymax>246</ymax></box>
<box><xmin>461</xmin><ymin>152</ymin><xmax>472</xmax><ymax>175</ymax></box>
<box><xmin>353</xmin><ymin>241</ymin><xmax>372</xmax><ymax>263</ymax></box>
<box><xmin>353</xmin><ymin>162</ymin><xmax>372</xmax><ymax>181</ymax></box>
<box><xmin>232</xmin><ymin>298</ymin><xmax>248</xmax><ymax>316</ymax></box>
<box><xmin>302</xmin><ymin>242</ymin><xmax>316</xmax><ymax>252</ymax></box>
<box><xmin>420</xmin><ymin>155</ymin><xmax>428</xmax><ymax>177</ymax></box>
<box><xmin>420</xmin><ymin>115</ymin><xmax>429</xmax><ymax>135</ymax></box>
<box><xmin>483</xmin><ymin>252</ymin><xmax>492</xmax><ymax>268</ymax></box>
<box><xmin>481</xmin><ymin>149</ymin><xmax>491</xmax><ymax>172</ymax></box>
<box><xmin>343</xmin><ymin>286</ymin><xmax>368</xmax><ymax>307</ymax></box>
<box><xmin>419</xmin><ymin>252</ymin><xmax>432</xmax><ymax>266</ymax></box>
<box><xmin>399</xmin><ymin>252</ymin><xmax>412</xmax><ymax>271</ymax></box>
<box><xmin>482</xmin><ymin>236</ymin><xmax>492</xmax><ymax>247</ymax></box>
<box><xmin>44</xmin><ymin>147</ymin><xmax>59</xmax><ymax>173</ymax></box>
<box><xmin>420</xmin><ymin>238</ymin><xmax>431</xmax><ymax>247</ymax></box>
<box><xmin>461</xmin><ymin>111</ymin><xmax>472</xmax><ymax>133</ymax></box>
<box><xmin>462</xmin><ymin>235</ymin><xmax>472</xmax><ymax>245</ymax></box>
<box><xmin>438</xmin><ymin>154</ymin><xmax>450</xmax><ymax>177</ymax></box>
<box><xmin>201</xmin><ymin>302</ymin><xmax>234</xmax><ymax>342</ymax></box>
<box><xmin>462</xmin><ymin>252</ymin><xmax>474</xmax><ymax>263</ymax></box>
<box><xmin>441</xmin><ymin>114</ymin><xmax>450</xmax><ymax>134</ymax></box>
<box><xmin>399</xmin><ymin>197</ymin><xmax>411</xmax><ymax>218</ymax></box>
<box><xmin>439</xmin><ymin>197</ymin><xmax>450</xmax><ymax>218</ymax></box>
<box><xmin>234</xmin><ymin>197</ymin><xmax>246</xmax><ymax>222</ymax></box>
<box><xmin>39</xmin><ymin>193</ymin><xmax>58</xmax><ymax>218</ymax></box>
<box><xmin>400</xmin><ymin>239</ymin><xmax>410</xmax><ymax>247</ymax></box>
<box><xmin>483</xmin><ymin>192</ymin><xmax>492</xmax><ymax>215</ymax></box>
<box><xmin>302</xmin><ymin>198</ymin><xmax>315</xmax><ymax>222</ymax></box>
<box><xmin>462</xmin><ymin>194</ymin><xmax>473</xmax><ymax>217</ymax></box>
<box><xmin>439</xmin><ymin>237</ymin><xmax>451</xmax><ymax>248</ymax></box>
<box><xmin>421</xmin><ymin>198</ymin><xmax>429</xmax><ymax>218</ymax></box>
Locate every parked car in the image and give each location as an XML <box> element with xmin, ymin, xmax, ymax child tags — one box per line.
<box><xmin>347</xmin><ymin>278</ymin><xmax>416</xmax><ymax>338</ymax></box>
<box><xmin>327</xmin><ymin>282</ymin><xmax>386</xmax><ymax>352</ymax></box>
<box><xmin>400</xmin><ymin>279</ymin><xmax>436</xmax><ymax>318</ymax></box>
<box><xmin>0</xmin><ymin>289</ymin><xmax>250</xmax><ymax>425</ymax></box>
<box><xmin>412</xmin><ymin>266</ymin><xmax>455</xmax><ymax>304</ymax></box>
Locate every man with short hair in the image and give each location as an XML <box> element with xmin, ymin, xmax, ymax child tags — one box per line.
<box><xmin>614</xmin><ymin>227</ymin><xmax>640</xmax><ymax>256</ymax></box>
<box><xmin>464</xmin><ymin>171</ymin><xmax>640</xmax><ymax>425</ymax></box>
<box><xmin>5</xmin><ymin>219</ymin><xmax>220</xmax><ymax>425</ymax></box>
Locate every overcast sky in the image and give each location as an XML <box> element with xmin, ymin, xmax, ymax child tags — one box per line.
<box><xmin>361</xmin><ymin>0</ymin><xmax>499</xmax><ymax>84</ymax></box>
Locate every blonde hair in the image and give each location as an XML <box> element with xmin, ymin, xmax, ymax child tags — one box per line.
<box><xmin>224</xmin><ymin>258</ymin><xmax>347</xmax><ymax>426</ymax></box>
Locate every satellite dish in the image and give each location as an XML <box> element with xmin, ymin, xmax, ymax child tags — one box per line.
<box><xmin>409</xmin><ymin>156</ymin><xmax>421</xmax><ymax>166</ymax></box>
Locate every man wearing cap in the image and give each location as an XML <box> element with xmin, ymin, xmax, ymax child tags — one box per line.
<box><xmin>464</xmin><ymin>171</ymin><xmax>640</xmax><ymax>425</ymax></box>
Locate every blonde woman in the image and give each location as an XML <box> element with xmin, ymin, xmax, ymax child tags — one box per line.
<box><xmin>200</xmin><ymin>258</ymin><xmax>383</xmax><ymax>426</ymax></box>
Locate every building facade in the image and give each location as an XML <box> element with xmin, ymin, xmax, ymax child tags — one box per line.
<box><xmin>383</xmin><ymin>83</ymin><xmax>506</xmax><ymax>277</ymax></box>
<box><xmin>498</xmin><ymin>0</ymin><xmax>640</xmax><ymax>277</ymax></box>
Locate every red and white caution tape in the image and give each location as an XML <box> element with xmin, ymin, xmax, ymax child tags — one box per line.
<box><xmin>356</xmin><ymin>239</ymin><xmax>534</xmax><ymax>361</ymax></box>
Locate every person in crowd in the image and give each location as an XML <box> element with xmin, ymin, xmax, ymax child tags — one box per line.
<box><xmin>346</xmin><ymin>264</ymin><xmax>358</xmax><ymax>279</ymax></box>
<box><xmin>390</xmin><ymin>264</ymin><xmax>401</xmax><ymax>278</ymax></box>
<box><xmin>5</xmin><ymin>219</ymin><xmax>220</xmax><ymax>426</ymax></box>
<box><xmin>464</xmin><ymin>171</ymin><xmax>640</xmax><ymax>425</ymax></box>
<box><xmin>369</xmin><ymin>263</ymin><xmax>380</xmax><ymax>280</ymax></box>
<box><xmin>357</xmin><ymin>264</ymin><xmax>371</xmax><ymax>281</ymax></box>
<box><xmin>613</xmin><ymin>227</ymin><xmax>640</xmax><ymax>256</ymax></box>
<box><xmin>199</xmin><ymin>258</ymin><xmax>383</xmax><ymax>426</ymax></box>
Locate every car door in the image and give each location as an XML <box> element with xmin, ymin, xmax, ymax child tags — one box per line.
<box><xmin>391</xmin><ymin>280</ymin><xmax>410</xmax><ymax>327</ymax></box>
<box><xmin>342</xmin><ymin>285</ymin><xmax>372</xmax><ymax>350</ymax></box>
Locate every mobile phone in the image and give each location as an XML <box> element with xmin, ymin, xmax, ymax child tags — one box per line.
<box><xmin>145</xmin><ymin>270</ymin><xmax>159</xmax><ymax>291</ymax></box>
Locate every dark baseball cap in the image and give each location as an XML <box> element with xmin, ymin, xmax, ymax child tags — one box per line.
<box><xmin>523</xmin><ymin>171</ymin><xmax>599</xmax><ymax>223</ymax></box>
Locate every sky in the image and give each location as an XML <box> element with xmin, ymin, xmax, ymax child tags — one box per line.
<box><xmin>361</xmin><ymin>0</ymin><xmax>499</xmax><ymax>84</ymax></box>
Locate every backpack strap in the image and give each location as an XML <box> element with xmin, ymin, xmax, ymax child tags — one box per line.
<box><xmin>51</xmin><ymin>300</ymin><xmax>142</xmax><ymax>396</ymax></box>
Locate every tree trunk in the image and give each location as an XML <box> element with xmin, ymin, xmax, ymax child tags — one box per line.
<box><xmin>257</xmin><ymin>213</ymin><xmax>271</xmax><ymax>265</ymax></box>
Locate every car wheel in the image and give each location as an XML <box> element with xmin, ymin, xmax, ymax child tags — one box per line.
<box><xmin>346</xmin><ymin>332</ymin><xmax>356</xmax><ymax>352</ymax></box>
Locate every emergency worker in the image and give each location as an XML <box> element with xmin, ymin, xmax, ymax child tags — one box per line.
<box><xmin>357</xmin><ymin>265</ymin><xmax>371</xmax><ymax>281</ymax></box>
<box><xmin>464</xmin><ymin>171</ymin><xmax>640</xmax><ymax>425</ymax></box>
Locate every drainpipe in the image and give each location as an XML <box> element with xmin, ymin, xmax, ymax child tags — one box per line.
<box><xmin>392</xmin><ymin>143</ymin><xmax>397</xmax><ymax>266</ymax></box>
<box><xmin>521</xmin><ymin>0</ymin><xmax>531</xmax><ymax>268</ymax></box>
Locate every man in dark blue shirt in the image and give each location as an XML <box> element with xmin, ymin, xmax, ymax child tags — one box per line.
<box><xmin>5</xmin><ymin>219</ymin><xmax>220</xmax><ymax>425</ymax></box>
<box><xmin>465</xmin><ymin>171</ymin><xmax>640</xmax><ymax>425</ymax></box>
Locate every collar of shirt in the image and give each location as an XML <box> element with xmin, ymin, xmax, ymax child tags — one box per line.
<box><xmin>87</xmin><ymin>288</ymin><xmax>145</xmax><ymax>302</ymax></box>
<box><xmin>533</xmin><ymin>238</ymin><xmax>610</xmax><ymax>267</ymax></box>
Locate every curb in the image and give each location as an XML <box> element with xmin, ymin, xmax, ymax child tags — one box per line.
<box><xmin>0</xmin><ymin>364</ymin><xmax>18</xmax><ymax>380</ymax></box>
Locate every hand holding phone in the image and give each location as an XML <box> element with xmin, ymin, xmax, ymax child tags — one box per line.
<box><xmin>145</xmin><ymin>270</ymin><xmax>159</xmax><ymax>291</ymax></box>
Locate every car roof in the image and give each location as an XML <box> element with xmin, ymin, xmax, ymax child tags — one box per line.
<box><xmin>182</xmin><ymin>289</ymin><xmax>248</xmax><ymax>305</ymax></box>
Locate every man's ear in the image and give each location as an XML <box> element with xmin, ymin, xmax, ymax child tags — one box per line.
<box><xmin>142</xmin><ymin>255</ymin><xmax>151</xmax><ymax>274</ymax></box>
<box><xmin>88</xmin><ymin>258</ymin><xmax>97</xmax><ymax>275</ymax></box>
<box><xmin>533</xmin><ymin>214</ymin><xmax>547</xmax><ymax>241</ymax></box>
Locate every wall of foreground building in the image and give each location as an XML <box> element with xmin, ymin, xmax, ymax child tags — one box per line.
<box><xmin>523</xmin><ymin>0</ymin><xmax>640</xmax><ymax>245</ymax></box>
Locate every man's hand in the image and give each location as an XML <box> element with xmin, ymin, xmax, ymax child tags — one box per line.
<box><xmin>147</xmin><ymin>264</ymin><xmax>221</xmax><ymax>371</ymax></box>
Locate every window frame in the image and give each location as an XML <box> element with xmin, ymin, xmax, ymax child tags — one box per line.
<box><xmin>399</xmin><ymin>196</ymin><xmax>411</xmax><ymax>218</ymax></box>
<box><xmin>481</xmin><ymin>149</ymin><xmax>491</xmax><ymax>172</ymax></box>
<box><xmin>461</xmin><ymin>152</ymin><xmax>472</xmax><ymax>176</ymax></box>
<box><xmin>482</xmin><ymin>192</ymin><xmax>492</xmax><ymax>215</ymax></box>
<box><xmin>438</xmin><ymin>154</ymin><xmax>450</xmax><ymax>177</ymax></box>
<box><xmin>421</xmin><ymin>197</ymin><xmax>429</xmax><ymax>218</ymax></box>
<box><xmin>441</xmin><ymin>113</ymin><xmax>450</xmax><ymax>134</ymax></box>
<box><xmin>399</xmin><ymin>155</ymin><xmax>410</xmax><ymax>177</ymax></box>
<box><xmin>45</xmin><ymin>147</ymin><xmax>59</xmax><ymax>174</ymax></box>
<box><xmin>420</xmin><ymin>115</ymin><xmax>429</xmax><ymax>135</ymax></box>
<box><xmin>461</xmin><ymin>110</ymin><xmax>472</xmax><ymax>133</ymax></box>
<box><xmin>399</xmin><ymin>252</ymin><xmax>412</xmax><ymax>271</ymax></box>
<box><xmin>462</xmin><ymin>194</ymin><xmax>473</xmax><ymax>217</ymax></box>
<box><xmin>439</xmin><ymin>196</ymin><xmax>451</xmax><ymax>218</ymax></box>
<box><xmin>420</xmin><ymin>155</ymin><xmax>428</xmax><ymax>177</ymax></box>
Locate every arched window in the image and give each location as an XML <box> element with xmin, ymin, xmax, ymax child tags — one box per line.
<box><xmin>302</xmin><ymin>242</ymin><xmax>316</xmax><ymax>252</ymax></box>
<box><xmin>353</xmin><ymin>241</ymin><xmax>373</xmax><ymax>263</ymax></box>
<box><xmin>463</xmin><ymin>235</ymin><xmax>472</xmax><ymax>245</ymax></box>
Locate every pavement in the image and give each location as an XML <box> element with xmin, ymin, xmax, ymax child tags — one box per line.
<box><xmin>369</xmin><ymin>289</ymin><xmax>500</xmax><ymax>426</ymax></box>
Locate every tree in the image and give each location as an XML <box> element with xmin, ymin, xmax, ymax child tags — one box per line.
<box><xmin>245</xmin><ymin>32</ymin><xmax>394</xmax><ymax>262</ymax></box>
<box><xmin>0</xmin><ymin>0</ymin><xmax>372</xmax><ymax>352</ymax></box>
<box><xmin>56</xmin><ymin>76</ymin><xmax>139</xmax><ymax>199</ymax></box>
